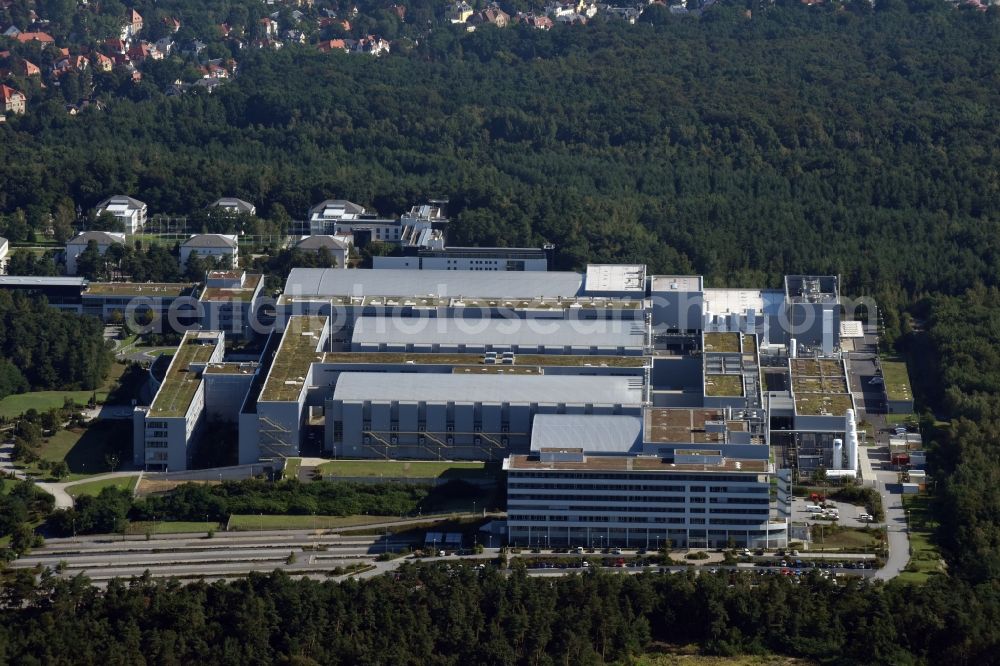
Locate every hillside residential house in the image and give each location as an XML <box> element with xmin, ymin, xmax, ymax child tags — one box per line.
<box><xmin>294</xmin><ymin>235</ymin><xmax>351</xmax><ymax>268</ymax></box>
<box><xmin>91</xmin><ymin>52</ymin><xmax>113</xmax><ymax>71</ymax></box>
<box><xmin>14</xmin><ymin>32</ymin><xmax>54</xmax><ymax>45</ymax></box>
<box><xmin>0</xmin><ymin>236</ymin><xmax>8</xmax><ymax>273</ymax></box>
<box><xmin>180</xmin><ymin>234</ymin><xmax>239</xmax><ymax>269</ymax></box>
<box><xmin>471</xmin><ymin>6</ymin><xmax>511</xmax><ymax>26</ymax></box>
<box><xmin>65</xmin><ymin>231</ymin><xmax>126</xmax><ymax>275</ymax></box>
<box><xmin>1</xmin><ymin>84</ymin><xmax>25</xmax><ymax>114</ymax></box>
<box><xmin>13</xmin><ymin>58</ymin><xmax>40</xmax><ymax>76</ymax></box>
<box><xmin>94</xmin><ymin>195</ymin><xmax>147</xmax><ymax>233</ymax></box>
<box><xmin>210</xmin><ymin>197</ymin><xmax>256</xmax><ymax>216</ymax></box>
<box><xmin>317</xmin><ymin>39</ymin><xmax>348</xmax><ymax>53</ymax></box>
<box><xmin>121</xmin><ymin>9</ymin><xmax>143</xmax><ymax>41</ymax></box>
<box><xmin>447</xmin><ymin>1</ymin><xmax>474</xmax><ymax>22</ymax></box>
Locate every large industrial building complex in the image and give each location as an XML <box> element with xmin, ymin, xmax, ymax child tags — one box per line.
<box><xmin>124</xmin><ymin>262</ymin><xmax>875</xmax><ymax>549</ymax></box>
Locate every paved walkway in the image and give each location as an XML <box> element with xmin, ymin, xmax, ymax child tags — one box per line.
<box><xmin>36</xmin><ymin>471</ymin><xmax>143</xmax><ymax>510</ymax></box>
<box><xmin>0</xmin><ymin>442</ymin><xmax>27</xmax><ymax>480</ymax></box>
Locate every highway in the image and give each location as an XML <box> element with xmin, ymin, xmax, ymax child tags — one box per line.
<box><xmin>9</xmin><ymin>526</ymin><xmax>881</xmax><ymax>587</ymax></box>
<box><xmin>11</xmin><ymin>530</ymin><xmax>418</xmax><ymax>584</ymax></box>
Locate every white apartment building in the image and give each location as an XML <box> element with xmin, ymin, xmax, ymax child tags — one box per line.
<box><xmin>180</xmin><ymin>234</ymin><xmax>239</xmax><ymax>268</ymax></box>
<box><xmin>65</xmin><ymin>231</ymin><xmax>126</xmax><ymax>275</ymax></box>
<box><xmin>94</xmin><ymin>195</ymin><xmax>147</xmax><ymax>233</ymax></box>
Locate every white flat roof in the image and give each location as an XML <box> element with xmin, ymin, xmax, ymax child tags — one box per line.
<box><xmin>333</xmin><ymin>372</ymin><xmax>644</xmax><ymax>405</ymax></box>
<box><xmin>530</xmin><ymin>414</ymin><xmax>643</xmax><ymax>454</ymax></box>
<box><xmin>703</xmin><ymin>288</ymin><xmax>784</xmax><ymax>316</ymax></box>
<box><xmin>650</xmin><ymin>275</ymin><xmax>703</xmax><ymax>292</ymax></box>
<box><xmin>584</xmin><ymin>264</ymin><xmax>646</xmax><ymax>293</ymax></box>
<box><xmin>840</xmin><ymin>321</ymin><xmax>864</xmax><ymax>338</ymax></box>
<box><xmin>284</xmin><ymin>268</ymin><xmax>586</xmax><ymax>299</ymax></box>
<box><xmin>352</xmin><ymin>317</ymin><xmax>646</xmax><ymax>349</ymax></box>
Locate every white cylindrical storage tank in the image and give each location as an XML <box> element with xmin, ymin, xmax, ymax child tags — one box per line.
<box><xmin>844</xmin><ymin>409</ymin><xmax>858</xmax><ymax>471</ymax></box>
<box><xmin>832</xmin><ymin>438</ymin><xmax>843</xmax><ymax>471</ymax></box>
<box><xmin>790</xmin><ymin>338</ymin><xmax>798</xmax><ymax>359</ymax></box>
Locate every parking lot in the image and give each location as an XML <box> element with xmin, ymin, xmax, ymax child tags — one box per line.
<box><xmin>791</xmin><ymin>496</ymin><xmax>875</xmax><ymax>529</ymax></box>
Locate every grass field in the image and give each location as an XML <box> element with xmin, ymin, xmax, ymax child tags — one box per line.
<box><xmin>283</xmin><ymin>458</ymin><xmax>301</xmax><ymax>480</ymax></box>
<box><xmin>126</xmin><ymin>521</ymin><xmax>221</xmax><ymax>535</ymax></box>
<box><xmin>885</xmin><ymin>413</ymin><xmax>920</xmax><ymax>428</ymax></box>
<box><xmin>0</xmin><ymin>392</ymin><xmax>96</xmax><ymax>419</ymax></box>
<box><xmin>67</xmin><ymin>475</ymin><xmax>138</xmax><ymax>498</ymax></box>
<box><xmin>881</xmin><ymin>358</ymin><xmax>913</xmax><ymax>403</ymax></box>
<box><xmin>0</xmin><ymin>364</ymin><xmax>128</xmax><ymax>419</ymax></box>
<box><xmin>227</xmin><ymin>514</ymin><xmax>397</xmax><ymax>531</ymax></box>
<box><xmin>899</xmin><ymin>494</ymin><xmax>946</xmax><ymax>584</ymax></box>
<box><xmin>317</xmin><ymin>460</ymin><xmax>492</xmax><ymax>479</ymax></box>
<box><xmin>18</xmin><ymin>420</ymin><xmax>133</xmax><ymax>480</ymax></box>
<box><xmin>631</xmin><ymin>650</ymin><xmax>816</xmax><ymax>666</ymax></box>
<box><xmin>808</xmin><ymin>526</ymin><xmax>882</xmax><ymax>552</ymax></box>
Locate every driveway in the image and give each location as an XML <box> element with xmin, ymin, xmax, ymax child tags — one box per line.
<box><xmin>873</xmin><ymin>468</ymin><xmax>910</xmax><ymax>580</ymax></box>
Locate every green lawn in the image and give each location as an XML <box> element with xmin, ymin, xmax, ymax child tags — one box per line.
<box><xmin>885</xmin><ymin>413</ymin><xmax>919</xmax><ymax>428</ymax></box>
<box><xmin>67</xmin><ymin>476</ymin><xmax>138</xmax><ymax>498</ymax></box>
<box><xmin>899</xmin><ymin>495</ymin><xmax>946</xmax><ymax>584</ymax></box>
<box><xmin>0</xmin><ymin>363</ymin><xmax>129</xmax><ymax>419</ymax></box>
<box><xmin>18</xmin><ymin>420</ymin><xmax>134</xmax><ymax>480</ymax></box>
<box><xmin>227</xmin><ymin>514</ymin><xmax>397</xmax><ymax>531</ymax></box>
<box><xmin>126</xmin><ymin>521</ymin><xmax>221</xmax><ymax>535</ymax></box>
<box><xmin>0</xmin><ymin>392</ymin><xmax>95</xmax><ymax>419</ymax></box>
<box><xmin>881</xmin><ymin>358</ymin><xmax>913</xmax><ymax>403</ymax></box>
<box><xmin>809</xmin><ymin>526</ymin><xmax>882</xmax><ymax>552</ymax></box>
<box><xmin>317</xmin><ymin>460</ymin><xmax>491</xmax><ymax>480</ymax></box>
<box><xmin>283</xmin><ymin>458</ymin><xmax>302</xmax><ymax>480</ymax></box>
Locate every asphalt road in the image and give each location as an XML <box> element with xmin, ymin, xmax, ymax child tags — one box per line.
<box><xmin>11</xmin><ymin>525</ymin><xmax>883</xmax><ymax>587</ymax></box>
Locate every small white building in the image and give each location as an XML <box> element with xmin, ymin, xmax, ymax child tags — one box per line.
<box><xmin>0</xmin><ymin>236</ymin><xmax>8</xmax><ymax>274</ymax></box>
<box><xmin>94</xmin><ymin>195</ymin><xmax>147</xmax><ymax>233</ymax></box>
<box><xmin>65</xmin><ymin>231</ymin><xmax>126</xmax><ymax>275</ymax></box>
<box><xmin>294</xmin><ymin>235</ymin><xmax>350</xmax><ymax>268</ymax></box>
<box><xmin>302</xmin><ymin>199</ymin><xmax>400</xmax><ymax>241</ymax></box>
<box><xmin>180</xmin><ymin>234</ymin><xmax>239</xmax><ymax>268</ymax></box>
<box><xmin>209</xmin><ymin>197</ymin><xmax>256</xmax><ymax>216</ymax></box>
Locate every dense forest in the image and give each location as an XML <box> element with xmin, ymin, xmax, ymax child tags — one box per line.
<box><xmin>0</xmin><ymin>561</ymin><xmax>998</xmax><ymax>665</ymax></box>
<box><xmin>0</xmin><ymin>291</ymin><xmax>112</xmax><ymax>396</ymax></box>
<box><xmin>1</xmin><ymin>2</ymin><xmax>997</xmax><ymax>305</ymax></box>
<box><xmin>2</xmin><ymin>1</ymin><xmax>1000</xmax><ymax>663</ymax></box>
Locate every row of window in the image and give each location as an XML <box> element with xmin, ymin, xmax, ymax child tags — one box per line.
<box><xmin>508</xmin><ymin>515</ymin><xmax>770</xmax><ymax>526</ymax></box>
<box><xmin>507</xmin><ymin>493</ymin><xmax>768</xmax><ymax>505</ymax></box>
<box><xmin>509</xmin><ymin>472</ymin><xmax>764</xmax><ymax>482</ymax></box>
<box><xmin>508</xmin><ymin>482</ymin><xmax>769</xmax><ymax>494</ymax></box>
<box><xmin>359</xmin><ymin>421</ymin><xmax>511</xmax><ymax>433</ymax></box>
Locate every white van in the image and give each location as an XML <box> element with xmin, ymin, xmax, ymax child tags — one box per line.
<box><xmin>805</xmin><ymin>505</ymin><xmax>823</xmax><ymax>513</ymax></box>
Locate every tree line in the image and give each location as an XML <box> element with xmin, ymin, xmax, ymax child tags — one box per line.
<box><xmin>0</xmin><ymin>2</ymin><xmax>996</xmax><ymax>306</ymax></box>
<box><xmin>1</xmin><ymin>560</ymin><xmax>998</xmax><ymax>664</ymax></box>
<box><xmin>43</xmin><ymin>479</ymin><xmax>488</xmax><ymax>537</ymax></box>
<box><xmin>0</xmin><ymin>291</ymin><xmax>112</xmax><ymax>395</ymax></box>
